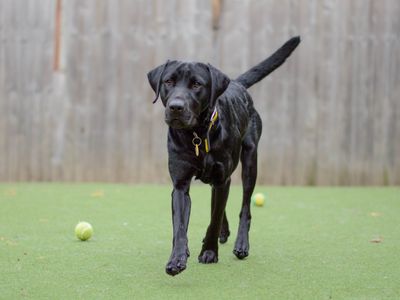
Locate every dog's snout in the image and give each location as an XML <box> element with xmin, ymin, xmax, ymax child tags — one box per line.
<box><xmin>168</xmin><ymin>99</ymin><xmax>185</xmax><ymax>112</ymax></box>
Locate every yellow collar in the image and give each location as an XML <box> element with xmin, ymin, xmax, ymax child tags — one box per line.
<box><xmin>192</xmin><ymin>108</ymin><xmax>218</xmax><ymax>156</ymax></box>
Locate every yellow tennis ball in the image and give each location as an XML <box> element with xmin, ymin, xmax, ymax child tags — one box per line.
<box><xmin>252</xmin><ymin>193</ymin><xmax>265</xmax><ymax>207</ymax></box>
<box><xmin>75</xmin><ymin>221</ymin><xmax>93</xmax><ymax>241</ymax></box>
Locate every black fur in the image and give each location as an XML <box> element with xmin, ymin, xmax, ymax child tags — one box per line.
<box><xmin>236</xmin><ymin>36</ymin><xmax>300</xmax><ymax>89</ymax></box>
<box><xmin>147</xmin><ymin>36</ymin><xmax>300</xmax><ymax>276</ymax></box>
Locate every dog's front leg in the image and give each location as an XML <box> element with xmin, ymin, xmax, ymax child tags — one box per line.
<box><xmin>166</xmin><ymin>181</ymin><xmax>191</xmax><ymax>276</ymax></box>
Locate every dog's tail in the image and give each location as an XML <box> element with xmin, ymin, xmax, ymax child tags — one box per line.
<box><xmin>235</xmin><ymin>36</ymin><xmax>300</xmax><ymax>89</ymax></box>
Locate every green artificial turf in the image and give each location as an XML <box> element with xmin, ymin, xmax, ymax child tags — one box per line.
<box><xmin>0</xmin><ymin>184</ymin><xmax>399</xmax><ymax>299</ymax></box>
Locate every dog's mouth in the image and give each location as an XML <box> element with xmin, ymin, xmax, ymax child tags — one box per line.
<box><xmin>168</xmin><ymin>119</ymin><xmax>186</xmax><ymax>129</ymax></box>
<box><xmin>165</xmin><ymin>114</ymin><xmax>198</xmax><ymax>129</ymax></box>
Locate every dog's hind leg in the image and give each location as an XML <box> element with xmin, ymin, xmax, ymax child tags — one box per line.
<box><xmin>199</xmin><ymin>178</ymin><xmax>231</xmax><ymax>263</ymax></box>
<box><xmin>211</xmin><ymin>189</ymin><xmax>230</xmax><ymax>244</ymax></box>
<box><xmin>233</xmin><ymin>123</ymin><xmax>260</xmax><ymax>259</ymax></box>
<box><xmin>211</xmin><ymin>189</ymin><xmax>231</xmax><ymax>244</ymax></box>
<box><xmin>219</xmin><ymin>211</ymin><xmax>230</xmax><ymax>244</ymax></box>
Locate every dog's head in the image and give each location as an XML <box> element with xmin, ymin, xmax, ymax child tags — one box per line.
<box><xmin>147</xmin><ymin>61</ymin><xmax>230</xmax><ymax>129</ymax></box>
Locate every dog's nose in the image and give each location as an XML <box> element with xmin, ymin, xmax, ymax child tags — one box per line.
<box><xmin>168</xmin><ymin>99</ymin><xmax>185</xmax><ymax>112</ymax></box>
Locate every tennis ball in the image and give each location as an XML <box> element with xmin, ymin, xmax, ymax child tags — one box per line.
<box><xmin>252</xmin><ymin>193</ymin><xmax>265</xmax><ymax>207</ymax></box>
<box><xmin>75</xmin><ymin>221</ymin><xmax>93</xmax><ymax>241</ymax></box>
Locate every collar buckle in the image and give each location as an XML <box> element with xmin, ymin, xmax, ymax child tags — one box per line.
<box><xmin>192</xmin><ymin>132</ymin><xmax>202</xmax><ymax>157</ymax></box>
<box><xmin>192</xmin><ymin>108</ymin><xmax>219</xmax><ymax>156</ymax></box>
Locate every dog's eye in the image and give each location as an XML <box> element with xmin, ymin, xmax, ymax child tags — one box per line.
<box><xmin>164</xmin><ymin>79</ymin><xmax>174</xmax><ymax>86</ymax></box>
<box><xmin>191</xmin><ymin>81</ymin><xmax>202</xmax><ymax>89</ymax></box>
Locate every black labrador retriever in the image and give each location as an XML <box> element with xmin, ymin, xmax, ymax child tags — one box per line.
<box><xmin>147</xmin><ymin>36</ymin><xmax>300</xmax><ymax>276</ymax></box>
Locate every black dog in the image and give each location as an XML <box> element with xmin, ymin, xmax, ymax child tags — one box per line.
<box><xmin>147</xmin><ymin>36</ymin><xmax>300</xmax><ymax>276</ymax></box>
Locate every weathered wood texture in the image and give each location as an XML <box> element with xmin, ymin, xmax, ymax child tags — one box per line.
<box><xmin>0</xmin><ymin>0</ymin><xmax>399</xmax><ymax>185</ymax></box>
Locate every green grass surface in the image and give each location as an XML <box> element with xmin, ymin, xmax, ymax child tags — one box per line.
<box><xmin>0</xmin><ymin>184</ymin><xmax>399</xmax><ymax>299</ymax></box>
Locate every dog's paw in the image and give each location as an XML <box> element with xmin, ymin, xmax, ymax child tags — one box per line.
<box><xmin>198</xmin><ymin>250</ymin><xmax>218</xmax><ymax>264</ymax></box>
<box><xmin>165</xmin><ymin>254</ymin><xmax>188</xmax><ymax>276</ymax></box>
<box><xmin>233</xmin><ymin>239</ymin><xmax>249</xmax><ymax>259</ymax></box>
<box><xmin>233</xmin><ymin>248</ymin><xmax>249</xmax><ymax>259</ymax></box>
<box><xmin>219</xmin><ymin>229</ymin><xmax>230</xmax><ymax>244</ymax></box>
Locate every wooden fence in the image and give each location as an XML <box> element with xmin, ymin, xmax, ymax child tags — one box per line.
<box><xmin>0</xmin><ymin>0</ymin><xmax>399</xmax><ymax>185</ymax></box>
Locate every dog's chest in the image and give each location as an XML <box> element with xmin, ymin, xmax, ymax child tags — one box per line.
<box><xmin>195</xmin><ymin>142</ymin><xmax>240</xmax><ymax>185</ymax></box>
<box><xmin>196</xmin><ymin>154</ymin><xmax>226</xmax><ymax>185</ymax></box>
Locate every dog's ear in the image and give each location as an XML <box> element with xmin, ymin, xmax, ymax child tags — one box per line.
<box><xmin>207</xmin><ymin>64</ymin><xmax>230</xmax><ymax>108</ymax></box>
<box><xmin>147</xmin><ymin>60</ymin><xmax>173</xmax><ymax>104</ymax></box>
